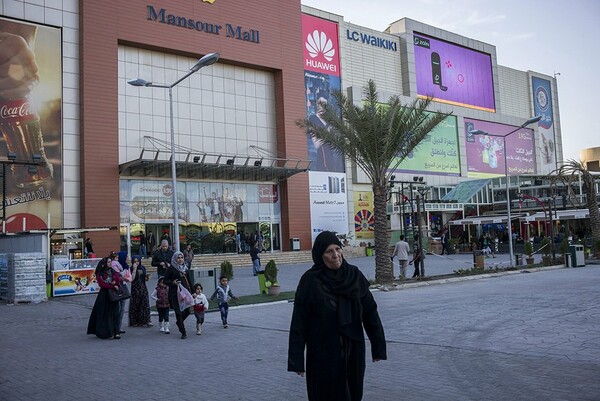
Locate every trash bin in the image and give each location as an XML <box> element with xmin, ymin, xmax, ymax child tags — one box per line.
<box><xmin>473</xmin><ymin>250</ymin><xmax>485</xmax><ymax>268</ymax></box>
<box><xmin>569</xmin><ymin>245</ymin><xmax>585</xmax><ymax>267</ymax></box>
<box><xmin>515</xmin><ymin>254</ymin><xmax>522</xmax><ymax>266</ymax></box>
<box><xmin>366</xmin><ymin>247</ymin><xmax>373</xmax><ymax>257</ymax></box>
<box><xmin>257</xmin><ymin>271</ymin><xmax>268</xmax><ymax>294</ymax></box>
<box><xmin>290</xmin><ymin>238</ymin><xmax>301</xmax><ymax>251</ymax></box>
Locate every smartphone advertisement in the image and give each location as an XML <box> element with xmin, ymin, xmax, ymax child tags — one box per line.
<box><xmin>465</xmin><ymin>118</ymin><xmax>535</xmax><ymax>178</ymax></box>
<box><xmin>413</xmin><ymin>33</ymin><xmax>495</xmax><ymax>112</ymax></box>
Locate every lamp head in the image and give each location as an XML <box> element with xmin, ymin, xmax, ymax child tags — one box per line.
<box><xmin>468</xmin><ymin>129</ymin><xmax>488</xmax><ymax>136</ymax></box>
<box><xmin>191</xmin><ymin>52</ymin><xmax>220</xmax><ymax>72</ymax></box>
<box><xmin>127</xmin><ymin>78</ymin><xmax>152</xmax><ymax>87</ymax></box>
<box><xmin>521</xmin><ymin>115</ymin><xmax>542</xmax><ymax>127</ymax></box>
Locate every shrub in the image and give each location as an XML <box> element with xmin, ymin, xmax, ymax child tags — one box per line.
<box><xmin>264</xmin><ymin>259</ymin><xmax>278</xmax><ymax>287</ymax></box>
<box><xmin>540</xmin><ymin>237</ymin><xmax>551</xmax><ymax>256</ymax></box>
<box><xmin>220</xmin><ymin>260</ymin><xmax>234</xmax><ymax>281</ymax></box>
<box><xmin>559</xmin><ymin>238</ymin><xmax>570</xmax><ymax>255</ymax></box>
<box><xmin>524</xmin><ymin>241</ymin><xmax>534</xmax><ymax>256</ymax></box>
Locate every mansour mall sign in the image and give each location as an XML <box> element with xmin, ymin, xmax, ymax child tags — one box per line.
<box><xmin>146</xmin><ymin>5</ymin><xmax>261</xmax><ymax>44</ymax></box>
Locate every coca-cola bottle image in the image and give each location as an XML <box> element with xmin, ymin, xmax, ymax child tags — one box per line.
<box><xmin>0</xmin><ymin>22</ymin><xmax>53</xmax><ymax>187</ymax></box>
<box><xmin>0</xmin><ymin>97</ymin><xmax>53</xmax><ymax>187</ymax></box>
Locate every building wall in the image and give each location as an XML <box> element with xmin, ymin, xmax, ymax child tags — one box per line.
<box><xmin>81</xmin><ymin>0</ymin><xmax>309</xmax><ymax>253</ymax></box>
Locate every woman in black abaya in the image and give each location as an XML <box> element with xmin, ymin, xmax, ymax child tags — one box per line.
<box><xmin>87</xmin><ymin>257</ymin><xmax>121</xmax><ymax>339</ymax></box>
<box><xmin>288</xmin><ymin>231</ymin><xmax>387</xmax><ymax>401</ymax></box>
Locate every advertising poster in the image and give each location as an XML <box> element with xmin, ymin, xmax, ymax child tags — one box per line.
<box><xmin>52</xmin><ymin>269</ymin><xmax>99</xmax><ymax>297</ymax></box>
<box><xmin>0</xmin><ymin>18</ymin><xmax>63</xmax><ymax>231</ymax></box>
<box><xmin>465</xmin><ymin>118</ymin><xmax>536</xmax><ymax>178</ymax></box>
<box><xmin>413</xmin><ymin>33</ymin><xmax>495</xmax><ymax>112</ymax></box>
<box><xmin>532</xmin><ymin>77</ymin><xmax>556</xmax><ymax>174</ymax></box>
<box><xmin>309</xmin><ymin>171</ymin><xmax>348</xmax><ymax>243</ymax></box>
<box><xmin>394</xmin><ymin>114</ymin><xmax>460</xmax><ymax>176</ymax></box>
<box><xmin>353</xmin><ymin>191</ymin><xmax>374</xmax><ymax>240</ymax></box>
<box><xmin>120</xmin><ymin>180</ymin><xmax>280</xmax><ymax>225</ymax></box>
<box><xmin>302</xmin><ymin>14</ymin><xmax>344</xmax><ymax>174</ymax></box>
<box><xmin>302</xmin><ymin>14</ymin><xmax>348</xmax><ymax>243</ymax></box>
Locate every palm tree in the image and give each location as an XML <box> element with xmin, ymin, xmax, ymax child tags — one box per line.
<box><xmin>298</xmin><ymin>80</ymin><xmax>451</xmax><ymax>283</ymax></box>
<box><xmin>552</xmin><ymin>159</ymin><xmax>600</xmax><ymax>246</ymax></box>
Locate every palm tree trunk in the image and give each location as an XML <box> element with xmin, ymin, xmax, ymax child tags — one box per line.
<box><xmin>373</xmin><ymin>183</ymin><xmax>393</xmax><ymax>283</ymax></box>
<box><xmin>584</xmin><ymin>177</ymin><xmax>600</xmax><ymax>243</ymax></box>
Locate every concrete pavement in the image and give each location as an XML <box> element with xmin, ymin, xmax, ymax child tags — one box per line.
<box><xmin>1</xmin><ymin>254</ymin><xmax>599</xmax><ymax>400</ymax></box>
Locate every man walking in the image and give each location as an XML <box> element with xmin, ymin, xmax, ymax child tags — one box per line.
<box><xmin>151</xmin><ymin>240</ymin><xmax>174</xmax><ymax>278</ymax></box>
<box><xmin>250</xmin><ymin>242</ymin><xmax>261</xmax><ymax>276</ymax></box>
<box><xmin>391</xmin><ymin>235</ymin><xmax>410</xmax><ymax>279</ymax></box>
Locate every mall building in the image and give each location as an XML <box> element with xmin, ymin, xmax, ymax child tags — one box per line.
<box><xmin>0</xmin><ymin>0</ymin><xmax>562</xmax><ymax>257</ymax></box>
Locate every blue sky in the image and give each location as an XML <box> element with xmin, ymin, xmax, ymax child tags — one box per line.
<box><xmin>302</xmin><ymin>0</ymin><xmax>600</xmax><ymax>162</ymax></box>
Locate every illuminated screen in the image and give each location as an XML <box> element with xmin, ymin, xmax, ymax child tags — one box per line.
<box><xmin>413</xmin><ymin>33</ymin><xmax>495</xmax><ymax>112</ymax></box>
<box><xmin>464</xmin><ymin>118</ymin><xmax>535</xmax><ymax>178</ymax></box>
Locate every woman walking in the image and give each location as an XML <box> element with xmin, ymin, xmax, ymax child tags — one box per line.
<box><xmin>128</xmin><ymin>256</ymin><xmax>152</xmax><ymax>327</ymax></box>
<box><xmin>163</xmin><ymin>251</ymin><xmax>192</xmax><ymax>339</ymax></box>
<box><xmin>87</xmin><ymin>258</ymin><xmax>122</xmax><ymax>339</ymax></box>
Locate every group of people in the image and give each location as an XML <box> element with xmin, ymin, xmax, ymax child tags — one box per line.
<box><xmin>390</xmin><ymin>235</ymin><xmax>425</xmax><ymax>279</ymax></box>
<box><xmin>88</xmin><ymin>247</ymin><xmax>238</xmax><ymax>340</ymax></box>
<box><xmin>87</xmin><ymin>230</ymin><xmax>386</xmax><ymax>399</ymax></box>
<box><xmin>87</xmin><ymin>251</ymin><xmax>152</xmax><ymax>339</ymax></box>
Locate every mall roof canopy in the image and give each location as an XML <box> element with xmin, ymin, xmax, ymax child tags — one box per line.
<box><xmin>520</xmin><ymin>209</ymin><xmax>593</xmax><ymax>222</ymax></box>
<box><xmin>119</xmin><ymin>138</ymin><xmax>311</xmax><ymax>182</ymax></box>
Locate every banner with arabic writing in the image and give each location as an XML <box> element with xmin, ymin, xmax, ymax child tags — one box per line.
<box><xmin>464</xmin><ymin>118</ymin><xmax>536</xmax><ymax>178</ymax></box>
<box><xmin>392</xmin><ymin>114</ymin><xmax>460</xmax><ymax>176</ymax></box>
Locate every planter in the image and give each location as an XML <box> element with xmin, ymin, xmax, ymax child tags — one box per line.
<box><xmin>541</xmin><ymin>255</ymin><xmax>553</xmax><ymax>266</ymax></box>
<box><xmin>267</xmin><ymin>285</ymin><xmax>281</xmax><ymax>296</ymax></box>
<box><xmin>525</xmin><ymin>256</ymin><xmax>535</xmax><ymax>265</ymax></box>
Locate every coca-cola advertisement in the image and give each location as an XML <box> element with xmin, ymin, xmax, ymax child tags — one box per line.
<box><xmin>0</xmin><ymin>17</ymin><xmax>62</xmax><ymax>231</ymax></box>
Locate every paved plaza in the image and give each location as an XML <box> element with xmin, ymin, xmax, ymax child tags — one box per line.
<box><xmin>1</xmin><ymin>254</ymin><xmax>599</xmax><ymax>400</ymax></box>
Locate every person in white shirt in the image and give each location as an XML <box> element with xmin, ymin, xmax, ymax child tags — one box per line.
<box><xmin>391</xmin><ymin>235</ymin><xmax>411</xmax><ymax>279</ymax></box>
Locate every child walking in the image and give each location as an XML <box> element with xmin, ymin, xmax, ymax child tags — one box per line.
<box><xmin>209</xmin><ymin>276</ymin><xmax>239</xmax><ymax>328</ymax></box>
<box><xmin>192</xmin><ymin>283</ymin><xmax>209</xmax><ymax>335</ymax></box>
<box><xmin>150</xmin><ymin>277</ymin><xmax>170</xmax><ymax>334</ymax></box>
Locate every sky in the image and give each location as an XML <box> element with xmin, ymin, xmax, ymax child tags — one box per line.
<box><xmin>302</xmin><ymin>0</ymin><xmax>600</xmax><ymax>162</ymax></box>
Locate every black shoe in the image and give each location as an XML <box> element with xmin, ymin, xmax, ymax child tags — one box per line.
<box><xmin>181</xmin><ymin>333</ymin><xmax>187</xmax><ymax>339</ymax></box>
<box><xmin>113</xmin><ymin>334</ymin><xmax>121</xmax><ymax>339</ymax></box>
<box><xmin>119</xmin><ymin>330</ymin><xmax>126</xmax><ymax>334</ymax></box>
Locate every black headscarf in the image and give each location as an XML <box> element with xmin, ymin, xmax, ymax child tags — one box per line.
<box><xmin>311</xmin><ymin>231</ymin><xmax>343</xmax><ymax>266</ymax></box>
<box><xmin>311</xmin><ymin>231</ymin><xmax>368</xmax><ymax>340</ymax></box>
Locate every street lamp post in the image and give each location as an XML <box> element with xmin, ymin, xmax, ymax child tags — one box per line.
<box><xmin>128</xmin><ymin>53</ymin><xmax>219</xmax><ymax>252</ymax></box>
<box><xmin>469</xmin><ymin>115</ymin><xmax>541</xmax><ymax>267</ymax></box>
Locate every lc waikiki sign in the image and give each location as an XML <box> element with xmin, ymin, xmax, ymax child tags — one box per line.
<box><xmin>146</xmin><ymin>5</ymin><xmax>260</xmax><ymax>44</ymax></box>
<box><xmin>345</xmin><ymin>30</ymin><xmax>397</xmax><ymax>52</ymax></box>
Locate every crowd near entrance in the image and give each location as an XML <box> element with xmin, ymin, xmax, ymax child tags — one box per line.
<box><xmin>120</xmin><ymin>222</ymin><xmax>281</xmax><ymax>258</ymax></box>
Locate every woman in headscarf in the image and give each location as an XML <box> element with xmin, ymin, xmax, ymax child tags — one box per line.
<box><xmin>87</xmin><ymin>257</ymin><xmax>122</xmax><ymax>339</ymax></box>
<box><xmin>163</xmin><ymin>251</ymin><xmax>192</xmax><ymax>339</ymax></box>
<box><xmin>128</xmin><ymin>255</ymin><xmax>152</xmax><ymax>327</ymax></box>
<box><xmin>288</xmin><ymin>231</ymin><xmax>387</xmax><ymax>401</ymax></box>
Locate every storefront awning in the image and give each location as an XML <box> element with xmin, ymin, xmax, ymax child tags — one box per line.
<box><xmin>449</xmin><ymin>215</ymin><xmax>508</xmax><ymax>225</ymax></box>
<box><xmin>520</xmin><ymin>209</ymin><xmax>592</xmax><ymax>222</ymax></box>
<box><xmin>119</xmin><ymin>148</ymin><xmax>311</xmax><ymax>182</ymax></box>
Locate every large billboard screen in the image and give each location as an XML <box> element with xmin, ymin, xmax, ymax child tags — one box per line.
<box><xmin>413</xmin><ymin>33</ymin><xmax>495</xmax><ymax>112</ymax></box>
<box><xmin>392</xmin><ymin>114</ymin><xmax>460</xmax><ymax>176</ymax></box>
<box><xmin>0</xmin><ymin>18</ymin><xmax>63</xmax><ymax>231</ymax></box>
<box><xmin>465</xmin><ymin>118</ymin><xmax>535</xmax><ymax>178</ymax></box>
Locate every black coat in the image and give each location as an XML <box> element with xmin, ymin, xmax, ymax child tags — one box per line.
<box><xmin>162</xmin><ymin>264</ymin><xmax>191</xmax><ymax>315</ymax></box>
<box><xmin>151</xmin><ymin>248</ymin><xmax>174</xmax><ymax>277</ymax></box>
<box><xmin>288</xmin><ymin>261</ymin><xmax>386</xmax><ymax>401</ymax></box>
